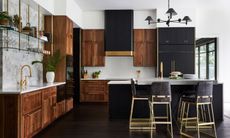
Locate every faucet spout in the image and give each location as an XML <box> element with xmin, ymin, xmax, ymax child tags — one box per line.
<box><xmin>20</xmin><ymin>65</ymin><xmax>32</xmax><ymax>88</ymax></box>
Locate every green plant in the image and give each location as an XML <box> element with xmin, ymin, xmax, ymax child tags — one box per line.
<box><xmin>32</xmin><ymin>50</ymin><xmax>62</xmax><ymax>72</ymax></box>
<box><xmin>92</xmin><ymin>70</ymin><xmax>101</xmax><ymax>78</ymax></box>
<box><xmin>0</xmin><ymin>11</ymin><xmax>12</xmax><ymax>22</ymax></box>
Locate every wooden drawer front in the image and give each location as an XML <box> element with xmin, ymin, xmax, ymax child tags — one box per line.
<box><xmin>24</xmin><ymin>109</ymin><xmax>42</xmax><ymax>138</ymax></box>
<box><xmin>66</xmin><ymin>98</ymin><xmax>73</xmax><ymax>112</ymax></box>
<box><xmin>85</xmin><ymin>84</ymin><xmax>106</xmax><ymax>94</ymax></box>
<box><xmin>56</xmin><ymin>101</ymin><xmax>65</xmax><ymax>117</ymax></box>
<box><xmin>22</xmin><ymin>91</ymin><xmax>42</xmax><ymax>115</ymax></box>
<box><xmin>81</xmin><ymin>93</ymin><xmax>106</xmax><ymax>102</ymax></box>
<box><xmin>43</xmin><ymin>87</ymin><xmax>57</xmax><ymax>100</ymax></box>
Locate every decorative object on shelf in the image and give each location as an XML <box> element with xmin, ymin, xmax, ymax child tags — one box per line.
<box><xmin>32</xmin><ymin>50</ymin><xmax>62</xmax><ymax>83</ymax></box>
<box><xmin>145</xmin><ymin>0</ymin><xmax>192</xmax><ymax>27</ymax></box>
<box><xmin>0</xmin><ymin>11</ymin><xmax>12</xmax><ymax>26</ymax></box>
<box><xmin>22</xmin><ymin>23</ymin><xmax>31</xmax><ymax>35</ymax></box>
<box><xmin>92</xmin><ymin>70</ymin><xmax>101</xmax><ymax>79</ymax></box>
<box><xmin>169</xmin><ymin>71</ymin><xmax>182</xmax><ymax>79</ymax></box>
<box><xmin>13</xmin><ymin>14</ymin><xmax>21</xmax><ymax>31</ymax></box>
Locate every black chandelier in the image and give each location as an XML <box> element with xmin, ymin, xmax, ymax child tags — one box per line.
<box><xmin>145</xmin><ymin>0</ymin><xmax>192</xmax><ymax>27</ymax></box>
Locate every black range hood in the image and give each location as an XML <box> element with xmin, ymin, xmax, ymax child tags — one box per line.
<box><xmin>105</xmin><ymin>10</ymin><xmax>133</xmax><ymax>56</ymax></box>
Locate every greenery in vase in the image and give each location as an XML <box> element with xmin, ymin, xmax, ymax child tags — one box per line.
<box><xmin>32</xmin><ymin>50</ymin><xmax>62</xmax><ymax>72</ymax></box>
<box><xmin>0</xmin><ymin>11</ymin><xmax>12</xmax><ymax>22</ymax></box>
<box><xmin>92</xmin><ymin>71</ymin><xmax>101</xmax><ymax>78</ymax></box>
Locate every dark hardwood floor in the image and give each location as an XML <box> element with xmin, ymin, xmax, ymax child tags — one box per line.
<box><xmin>35</xmin><ymin>104</ymin><xmax>230</xmax><ymax>138</ymax></box>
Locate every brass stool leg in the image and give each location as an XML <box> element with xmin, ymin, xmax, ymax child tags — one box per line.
<box><xmin>129</xmin><ymin>98</ymin><xmax>134</xmax><ymax>129</ymax></box>
<box><xmin>210</xmin><ymin>103</ymin><xmax>217</xmax><ymax>138</ymax></box>
<box><xmin>185</xmin><ymin>103</ymin><xmax>190</xmax><ymax>128</ymax></box>
<box><xmin>169</xmin><ymin>103</ymin><xmax>174</xmax><ymax>138</ymax></box>
<box><xmin>196</xmin><ymin>103</ymin><xmax>200</xmax><ymax>138</ymax></box>
<box><xmin>180</xmin><ymin>101</ymin><xmax>186</xmax><ymax>135</ymax></box>
<box><xmin>177</xmin><ymin>97</ymin><xmax>182</xmax><ymax>122</ymax></box>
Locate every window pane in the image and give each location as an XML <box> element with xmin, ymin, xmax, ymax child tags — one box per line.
<box><xmin>209</xmin><ymin>51</ymin><xmax>215</xmax><ymax>80</ymax></box>
<box><xmin>200</xmin><ymin>45</ymin><xmax>206</xmax><ymax>53</ymax></box>
<box><xmin>200</xmin><ymin>53</ymin><xmax>207</xmax><ymax>79</ymax></box>
<box><xmin>209</xmin><ymin>42</ymin><xmax>215</xmax><ymax>51</ymax></box>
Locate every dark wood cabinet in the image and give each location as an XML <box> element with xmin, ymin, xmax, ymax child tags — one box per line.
<box><xmin>158</xmin><ymin>27</ymin><xmax>195</xmax><ymax>45</ymax></box>
<box><xmin>0</xmin><ymin>86</ymin><xmax>73</xmax><ymax>138</ymax></box>
<box><xmin>81</xmin><ymin>30</ymin><xmax>105</xmax><ymax>66</ymax></box>
<box><xmin>44</xmin><ymin>16</ymin><xmax>73</xmax><ymax>82</ymax></box>
<box><xmin>134</xmin><ymin>29</ymin><xmax>157</xmax><ymax>66</ymax></box>
<box><xmin>158</xmin><ymin>27</ymin><xmax>195</xmax><ymax>77</ymax></box>
<box><xmin>80</xmin><ymin>80</ymin><xmax>109</xmax><ymax>102</ymax></box>
<box><xmin>42</xmin><ymin>87</ymin><xmax>57</xmax><ymax>127</ymax></box>
<box><xmin>23</xmin><ymin>109</ymin><xmax>42</xmax><ymax>138</ymax></box>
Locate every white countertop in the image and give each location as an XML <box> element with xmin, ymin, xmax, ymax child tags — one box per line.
<box><xmin>0</xmin><ymin>82</ymin><xmax>66</xmax><ymax>94</ymax></box>
<box><xmin>81</xmin><ymin>78</ymin><xmax>131</xmax><ymax>81</ymax></box>
<box><xmin>108</xmin><ymin>78</ymin><xmax>217</xmax><ymax>85</ymax></box>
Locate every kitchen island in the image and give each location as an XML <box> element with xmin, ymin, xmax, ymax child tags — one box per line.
<box><xmin>108</xmin><ymin>78</ymin><xmax>223</xmax><ymax>121</ymax></box>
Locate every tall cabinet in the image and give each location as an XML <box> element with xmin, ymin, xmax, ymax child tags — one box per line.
<box><xmin>158</xmin><ymin>27</ymin><xmax>195</xmax><ymax>77</ymax></box>
<box><xmin>45</xmin><ymin>16</ymin><xmax>73</xmax><ymax>82</ymax></box>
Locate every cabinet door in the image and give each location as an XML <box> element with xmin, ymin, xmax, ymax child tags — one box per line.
<box><xmin>173</xmin><ymin>53</ymin><xmax>195</xmax><ymax>74</ymax></box>
<box><xmin>22</xmin><ymin>91</ymin><xmax>42</xmax><ymax>115</ymax></box>
<box><xmin>159</xmin><ymin>53</ymin><xmax>174</xmax><ymax>77</ymax></box>
<box><xmin>92</xmin><ymin>42</ymin><xmax>105</xmax><ymax>66</ymax></box>
<box><xmin>82</xmin><ymin>30</ymin><xmax>93</xmax><ymax>42</ymax></box>
<box><xmin>24</xmin><ymin>109</ymin><xmax>42</xmax><ymax>138</ymax></box>
<box><xmin>42</xmin><ymin>99</ymin><xmax>51</xmax><ymax>127</ymax></box>
<box><xmin>134</xmin><ymin>42</ymin><xmax>145</xmax><ymax>66</ymax></box>
<box><xmin>134</xmin><ymin>29</ymin><xmax>144</xmax><ymax>42</ymax></box>
<box><xmin>81</xmin><ymin>42</ymin><xmax>93</xmax><ymax>66</ymax></box>
<box><xmin>66</xmin><ymin>18</ymin><xmax>73</xmax><ymax>55</ymax></box>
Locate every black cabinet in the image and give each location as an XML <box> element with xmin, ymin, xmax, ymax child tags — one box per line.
<box><xmin>158</xmin><ymin>27</ymin><xmax>195</xmax><ymax>77</ymax></box>
<box><xmin>105</xmin><ymin>10</ymin><xmax>133</xmax><ymax>55</ymax></box>
<box><xmin>159</xmin><ymin>28</ymin><xmax>195</xmax><ymax>45</ymax></box>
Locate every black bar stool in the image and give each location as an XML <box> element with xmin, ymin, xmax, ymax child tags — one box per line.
<box><xmin>149</xmin><ymin>82</ymin><xmax>173</xmax><ymax>138</ymax></box>
<box><xmin>129</xmin><ymin>78</ymin><xmax>152</xmax><ymax>129</ymax></box>
<box><xmin>180</xmin><ymin>81</ymin><xmax>217</xmax><ymax>138</ymax></box>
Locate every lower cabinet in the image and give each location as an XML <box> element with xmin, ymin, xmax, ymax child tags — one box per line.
<box><xmin>80</xmin><ymin>80</ymin><xmax>108</xmax><ymax>102</ymax></box>
<box><xmin>0</xmin><ymin>85</ymin><xmax>74</xmax><ymax>138</ymax></box>
<box><xmin>23</xmin><ymin>109</ymin><xmax>42</xmax><ymax>138</ymax></box>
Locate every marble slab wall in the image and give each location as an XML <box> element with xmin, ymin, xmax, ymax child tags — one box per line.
<box><xmin>0</xmin><ymin>0</ymin><xmax>44</xmax><ymax>89</ymax></box>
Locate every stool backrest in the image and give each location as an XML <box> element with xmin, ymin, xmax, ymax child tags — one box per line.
<box><xmin>197</xmin><ymin>81</ymin><xmax>213</xmax><ymax>97</ymax></box>
<box><xmin>131</xmin><ymin>79</ymin><xmax>137</xmax><ymax>96</ymax></box>
<box><xmin>151</xmin><ymin>82</ymin><xmax>171</xmax><ymax>96</ymax></box>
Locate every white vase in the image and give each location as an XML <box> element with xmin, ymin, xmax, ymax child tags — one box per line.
<box><xmin>46</xmin><ymin>72</ymin><xmax>55</xmax><ymax>83</ymax></box>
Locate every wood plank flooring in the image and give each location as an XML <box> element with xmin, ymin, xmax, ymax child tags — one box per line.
<box><xmin>35</xmin><ymin>104</ymin><xmax>230</xmax><ymax>138</ymax></box>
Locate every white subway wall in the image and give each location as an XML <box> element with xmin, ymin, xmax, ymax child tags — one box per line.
<box><xmin>134</xmin><ymin>10</ymin><xmax>156</xmax><ymax>29</ymax></box>
<box><xmin>84</xmin><ymin>57</ymin><xmax>155</xmax><ymax>79</ymax></box>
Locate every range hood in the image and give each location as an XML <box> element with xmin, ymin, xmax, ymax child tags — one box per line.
<box><xmin>105</xmin><ymin>10</ymin><xmax>134</xmax><ymax>56</ymax></box>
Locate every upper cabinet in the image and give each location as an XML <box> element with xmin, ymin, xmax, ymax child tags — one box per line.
<box><xmin>105</xmin><ymin>10</ymin><xmax>133</xmax><ymax>56</ymax></box>
<box><xmin>81</xmin><ymin>30</ymin><xmax>105</xmax><ymax>67</ymax></box>
<box><xmin>158</xmin><ymin>27</ymin><xmax>195</xmax><ymax>45</ymax></box>
<box><xmin>134</xmin><ymin>29</ymin><xmax>157</xmax><ymax>67</ymax></box>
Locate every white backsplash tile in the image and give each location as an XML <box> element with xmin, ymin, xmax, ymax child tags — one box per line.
<box><xmin>84</xmin><ymin>57</ymin><xmax>156</xmax><ymax>79</ymax></box>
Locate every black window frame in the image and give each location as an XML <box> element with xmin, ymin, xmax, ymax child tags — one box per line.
<box><xmin>196</xmin><ymin>38</ymin><xmax>217</xmax><ymax>80</ymax></box>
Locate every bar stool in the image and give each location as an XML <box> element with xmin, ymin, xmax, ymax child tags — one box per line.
<box><xmin>180</xmin><ymin>81</ymin><xmax>217</xmax><ymax>138</ymax></box>
<box><xmin>149</xmin><ymin>82</ymin><xmax>173</xmax><ymax>138</ymax></box>
<box><xmin>129</xmin><ymin>78</ymin><xmax>152</xmax><ymax>129</ymax></box>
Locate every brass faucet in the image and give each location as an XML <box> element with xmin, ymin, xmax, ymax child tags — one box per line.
<box><xmin>20</xmin><ymin>65</ymin><xmax>32</xmax><ymax>88</ymax></box>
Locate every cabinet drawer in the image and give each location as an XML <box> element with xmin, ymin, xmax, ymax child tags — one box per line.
<box><xmin>159</xmin><ymin>45</ymin><xmax>194</xmax><ymax>53</ymax></box>
<box><xmin>66</xmin><ymin>98</ymin><xmax>73</xmax><ymax>112</ymax></box>
<box><xmin>22</xmin><ymin>91</ymin><xmax>42</xmax><ymax>115</ymax></box>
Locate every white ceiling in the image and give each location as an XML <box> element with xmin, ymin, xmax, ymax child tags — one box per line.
<box><xmin>74</xmin><ymin>0</ymin><xmax>229</xmax><ymax>11</ymax></box>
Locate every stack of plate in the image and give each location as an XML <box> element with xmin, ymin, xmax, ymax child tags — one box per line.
<box><xmin>183</xmin><ymin>74</ymin><xmax>197</xmax><ymax>79</ymax></box>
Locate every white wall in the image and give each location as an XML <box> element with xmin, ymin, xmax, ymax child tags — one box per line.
<box><xmin>195</xmin><ymin>7</ymin><xmax>230</xmax><ymax>102</ymax></box>
<box><xmin>32</xmin><ymin>0</ymin><xmax>54</xmax><ymax>14</ymax></box>
<box><xmin>156</xmin><ymin>7</ymin><xmax>196</xmax><ymax>27</ymax></box>
<box><xmin>134</xmin><ymin>10</ymin><xmax>156</xmax><ymax>29</ymax></box>
<box><xmin>84</xmin><ymin>57</ymin><xmax>155</xmax><ymax>79</ymax></box>
<box><xmin>82</xmin><ymin>11</ymin><xmax>104</xmax><ymax>29</ymax></box>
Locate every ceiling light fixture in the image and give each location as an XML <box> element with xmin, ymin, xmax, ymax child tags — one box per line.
<box><xmin>145</xmin><ymin>0</ymin><xmax>192</xmax><ymax>27</ymax></box>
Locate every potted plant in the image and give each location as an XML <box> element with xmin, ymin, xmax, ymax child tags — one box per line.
<box><xmin>32</xmin><ymin>50</ymin><xmax>62</xmax><ymax>83</ymax></box>
<box><xmin>0</xmin><ymin>11</ymin><xmax>12</xmax><ymax>26</ymax></box>
<box><xmin>13</xmin><ymin>14</ymin><xmax>21</xmax><ymax>30</ymax></box>
<box><xmin>92</xmin><ymin>70</ymin><xmax>101</xmax><ymax>79</ymax></box>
